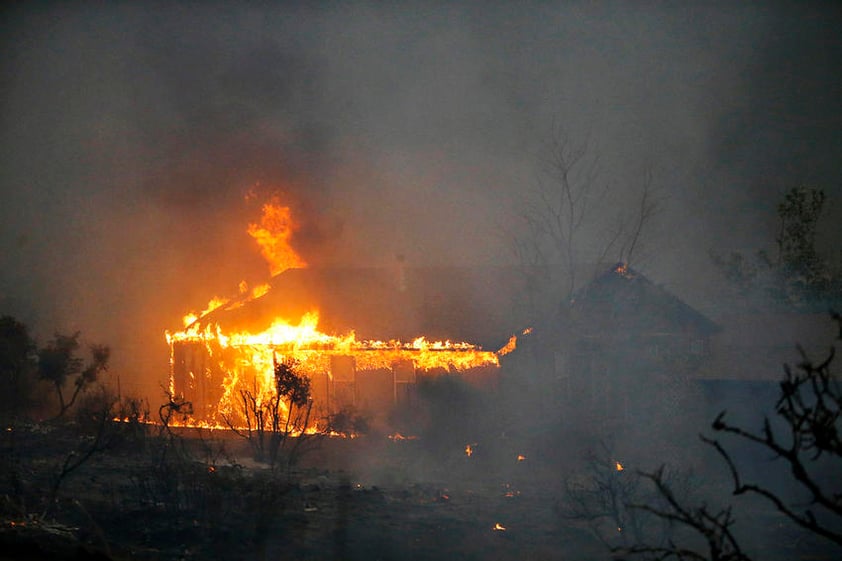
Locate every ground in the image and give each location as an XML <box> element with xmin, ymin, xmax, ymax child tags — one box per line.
<box><xmin>0</xmin><ymin>422</ymin><xmax>836</xmax><ymax>561</ymax></box>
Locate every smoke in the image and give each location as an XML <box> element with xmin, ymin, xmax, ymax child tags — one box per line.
<box><xmin>1</xmin><ymin>2</ymin><xmax>840</xmax><ymax>395</ymax></box>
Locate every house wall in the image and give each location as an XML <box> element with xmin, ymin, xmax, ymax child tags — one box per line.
<box><xmin>171</xmin><ymin>342</ymin><xmax>499</xmax><ymax>427</ymax></box>
<box><xmin>556</xmin><ymin>327</ymin><xmax>712</xmax><ymax>436</ymax></box>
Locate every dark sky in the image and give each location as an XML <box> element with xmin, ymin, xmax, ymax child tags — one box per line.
<box><xmin>1</xmin><ymin>2</ymin><xmax>840</xmax><ymax>393</ymax></box>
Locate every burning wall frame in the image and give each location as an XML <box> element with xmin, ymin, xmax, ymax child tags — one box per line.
<box><xmin>170</xmin><ymin>339</ymin><xmax>500</xmax><ymax>428</ymax></box>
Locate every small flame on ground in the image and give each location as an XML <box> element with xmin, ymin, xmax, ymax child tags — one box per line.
<box><xmin>493</xmin><ymin>523</ymin><xmax>507</xmax><ymax>532</ymax></box>
<box><xmin>388</xmin><ymin>433</ymin><xmax>419</xmax><ymax>441</ymax></box>
<box><xmin>517</xmin><ymin>454</ymin><xmax>526</xmax><ymax>462</ymax></box>
<box><xmin>615</xmin><ymin>461</ymin><xmax>624</xmax><ymax>472</ymax></box>
<box><xmin>465</xmin><ymin>443</ymin><xmax>474</xmax><ymax>457</ymax></box>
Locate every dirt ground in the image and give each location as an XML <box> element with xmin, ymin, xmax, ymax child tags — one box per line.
<box><xmin>0</xmin><ymin>422</ymin><xmax>837</xmax><ymax>561</ymax></box>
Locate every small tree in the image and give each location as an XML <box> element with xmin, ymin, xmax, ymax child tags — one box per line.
<box><xmin>225</xmin><ymin>355</ymin><xmax>316</xmax><ymax>470</ymax></box>
<box><xmin>776</xmin><ymin>186</ymin><xmax>829</xmax><ymax>295</ymax></box>
<box><xmin>712</xmin><ymin>186</ymin><xmax>835</xmax><ymax>307</ymax></box>
<box><xmin>37</xmin><ymin>332</ymin><xmax>110</xmax><ymax>420</ymax></box>
<box><xmin>512</xmin><ymin>125</ymin><xmax>661</xmax><ymax>315</ymax></box>
<box><xmin>0</xmin><ymin>316</ymin><xmax>37</xmax><ymax>421</ymax></box>
<box><xmin>41</xmin><ymin>386</ymin><xmax>120</xmax><ymax>520</ymax></box>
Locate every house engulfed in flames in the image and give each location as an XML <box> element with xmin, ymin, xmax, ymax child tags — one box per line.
<box><xmin>166</xmin><ymin>264</ymin><xmax>523</xmax><ymax>429</ymax></box>
<box><xmin>164</xmin><ymin>198</ymin><xmax>527</xmax><ymax>430</ymax></box>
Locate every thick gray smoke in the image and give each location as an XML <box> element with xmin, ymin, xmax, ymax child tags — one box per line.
<box><xmin>1</xmin><ymin>3</ymin><xmax>840</xmax><ymax>396</ymax></box>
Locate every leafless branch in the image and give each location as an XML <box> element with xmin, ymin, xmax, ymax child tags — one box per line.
<box><xmin>619</xmin><ymin>466</ymin><xmax>751</xmax><ymax>561</ymax></box>
<box><xmin>701</xmin><ymin>312</ymin><xmax>842</xmax><ymax>547</ymax></box>
<box><xmin>622</xmin><ymin>164</ymin><xmax>662</xmax><ymax>266</ymax></box>
<box><xmin>513</xmin><ymin>124</ymin><xmax>662</xmax><ymax>312</ymax></box>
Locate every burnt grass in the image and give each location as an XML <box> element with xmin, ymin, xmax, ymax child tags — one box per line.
<box><xmin>0</xmin><ymin>420</ymin><xmax>836</xmax><ymax>561</ymax></box>
<box><xmin>0</xmin><ymin>419</ymin><xmax>603</xmax><ymax>561</ymax></box>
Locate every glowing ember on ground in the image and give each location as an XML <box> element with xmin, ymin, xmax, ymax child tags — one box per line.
<box><xmin>502</xmin><ymin>483</ymin><xmax>520</xmax><ymax>498</ymax></box>
<box><xmin>517</xmin><ymin>454</ymin><xmax>526</xmax><ymax>462</ymax></box>
<box><xmin>615</xmin><ymin>461</ymin><xmax>624</xmax><ymax>472</ymax></box>
<box><xmin>493</xmin><ymin>523</ymin><xmax>507</xmax><ymax>531</ymax></box>
<box><xmin>465</xmin><ymin>443</ymin><xmax>474</xmax><ymax>457</ymax></box>
<box><xmin>388</xmin><ymin>433</ymin><xmax>419</xmax><ymax>441</ymax></box>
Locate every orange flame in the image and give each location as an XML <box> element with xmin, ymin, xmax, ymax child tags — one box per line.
<box><xmin>247</xmin><ymin>197</ymin><xmax>307</xmax><ymax>276</ymax></box>
<box><xmin>493</xmin><ymin>523</ymin><xmax>506</xmax><ymax>531</ymax></box>
<box><xmin>615</xmin><ymin>461</ymin><xmax>624</xmax><ymax>472</ymax></box>
<box><xmin>497</xmin><ymin>334</ymin><xmax>517</xmax><ymax>356</ymax></box>
<box><xmin>167</xmin><ymin>309</ymin><xmax>501</xmax><ymax>428</ymax></box>
<box><xmin>388</xmin><ymin>432</ymin><xmax>419</xmax><ymax>441</ymax></box>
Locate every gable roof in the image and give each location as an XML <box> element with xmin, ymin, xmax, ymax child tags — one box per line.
<box><xmin>569</xmin><ymin>263</ymin><xmax>720</xmax><ymax>337</ymax></box>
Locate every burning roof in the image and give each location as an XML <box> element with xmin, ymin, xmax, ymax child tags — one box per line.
<box><xmin>191</xmin><ymin>265</ymin><xmax>524</xmax><ymax>351</ymax></box>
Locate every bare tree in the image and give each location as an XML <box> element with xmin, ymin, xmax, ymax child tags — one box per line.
<box><xmin>701</xmin><ymin>311</ymin><xmax>842</xmax><ymax>547</ymax></box>
<box><xmin>560</xmin><ymin>441</ymin><xmax>689</xmax><ymax>553</ymax></box>
<box><xmin>41</xmin><ymin>389</ymin><xmax>119</xmax><ymax>520</ymax></box>
<box><xmin>513</xmin><ymin>124</ymin><xmax>661</xmax><ymax>314</ymax></box>
<box><xmin>622</xmin><ymin>467</ymin><xmax>751</xmax><ymax>561</ymax></box>
<box><xmin>619</xmin><ymin>163</ymin><xmax>660</xmax><ymax>266</ymax></box>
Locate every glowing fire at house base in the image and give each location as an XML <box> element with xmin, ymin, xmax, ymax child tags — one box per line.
<box><xmin>167</xmin><ymin>305</ymin><xmax>505</xmax><ymax>429</ymax></box>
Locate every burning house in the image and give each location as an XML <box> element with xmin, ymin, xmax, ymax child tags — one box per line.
<box><xmin>163</xmin><ymin>196</ymin><xmax>535</xmax><ymax>432</ymax></box>
<box><xmin>167</xmin><ymin>265</ymin><xmax>525</xmax><ymax>429</ymax></box>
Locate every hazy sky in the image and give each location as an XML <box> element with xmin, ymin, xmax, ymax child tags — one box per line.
<box><xmin>1</xmin><ymin>2</ymin><xmax>840</xmax><ymax>391</ymax></box>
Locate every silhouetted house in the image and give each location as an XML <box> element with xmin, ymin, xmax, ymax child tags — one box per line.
<box><xmin>554</xmin><ymin>263</ymin><xmax>721</xmax><ymax>433</ymax></box>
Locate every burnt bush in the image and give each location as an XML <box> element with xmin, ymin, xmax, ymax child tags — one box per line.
<box><xmin>329</xmin><ymin>407</ymin><xmax>370</xmax><ymax>437</ymax></box>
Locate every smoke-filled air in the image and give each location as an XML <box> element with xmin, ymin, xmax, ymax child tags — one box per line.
<box><xmin>1</xmin><ymin>3</ymin><xmax>841</xmax><ymax>561</ymax></box>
